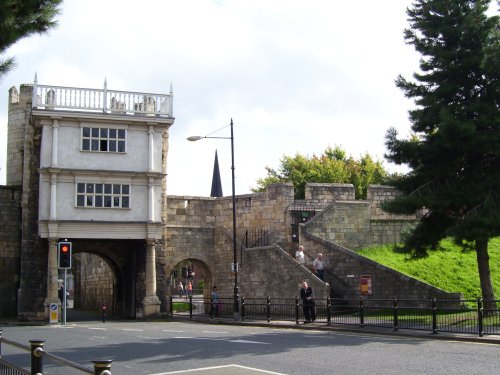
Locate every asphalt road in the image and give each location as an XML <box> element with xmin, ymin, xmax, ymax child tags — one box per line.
<box><xmin>1</xmin><ymin>320</ymin><xmax>499</xmax><ymax>374</ymax></box>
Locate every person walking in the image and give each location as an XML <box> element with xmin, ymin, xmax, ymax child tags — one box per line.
<box><xmin>186</xmin><ymin>281</ymin><xmax>193</xmax><ymax>299</ymax></box>
<box><xmin>313</xmin><ymin>253</ymin><xmax>325</xmax><ymax>281</ymax></box>
<box><xmin>300</xmin><ymin>281</ymin><xmax>316</xmax><ymax>323</ymax></box>
<box><xmin>177</xmin><ymin>281</ymin><xmax>184</xmax><ymax>298</ymax></box>
<box><xmin>295</xmin><ymin>245</ymin><xmax>305</xmax><ymax>265</ymax></box>
<box><xmin>210</xmin><ymin>285</ymin><xmax>220</xmax><ymax>317</ymax></box>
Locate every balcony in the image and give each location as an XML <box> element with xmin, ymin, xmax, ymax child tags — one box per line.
<box><xmin>32</xmin><ymin>78</ymin><xmax>173</xmax><ymax>118</ymax></box>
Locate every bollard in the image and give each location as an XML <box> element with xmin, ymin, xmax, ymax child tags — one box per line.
<box><xmin>93</xmin><ymin>359</ymin><xmax>113</xmax><ymax>375</ymax></box>
<box><xmin>101</xmin><ymin>304</ymin><xmax>107</xmax><ymax>323</ymax></box>
<box><xmin>30</xmin><ymin>339</ymin><xmax>45</xmax><ymax>375</ymax></box>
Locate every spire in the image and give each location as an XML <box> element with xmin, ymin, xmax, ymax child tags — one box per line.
<box><xmin>210</xmin><ymin>150</ymin><xmax>223</xmax><ymax>197</ymax></box>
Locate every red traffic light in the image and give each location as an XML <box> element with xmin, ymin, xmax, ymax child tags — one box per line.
<box><xmin>61</xmin><ymin>245</ymin><xmax>70</xmax><ymax>253</ymax></box>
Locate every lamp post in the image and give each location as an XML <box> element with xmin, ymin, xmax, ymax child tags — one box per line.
<box><xmin>187</xmin><ymin>119</ymin><xmax>239</xmax><ymax>320</ymax></box>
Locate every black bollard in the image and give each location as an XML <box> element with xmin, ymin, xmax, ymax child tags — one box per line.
<box><xmin>30</xmin><ymin>339</ymin><xmax>45</xmax><ymax>375</ymax></box>
<box><xmin>101</xmin><ymin>304</ymin><xmax>107</xmax><ymax>323</ymax></box>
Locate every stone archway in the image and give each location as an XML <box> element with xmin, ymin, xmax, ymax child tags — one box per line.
<box><xmin>167</xmin><ymin>258</ymin><xmax>213</xmax><ymax>301</ymax></box>
<box><xmin>72</xmin><ymin>252</ymin><xmax>117</xmax><ymax>316</ymax></box>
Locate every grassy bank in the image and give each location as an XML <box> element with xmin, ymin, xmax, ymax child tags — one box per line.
<box><xmin>356</xmin><ymin>238</ymin><xmax>500</xmax><ymax>300</ymax></box>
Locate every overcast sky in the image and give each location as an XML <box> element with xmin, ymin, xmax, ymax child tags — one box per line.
<box><xmin>0</xmin><ymin>0</ymin><xmax>421</xmax><ymax>196</ymax></box>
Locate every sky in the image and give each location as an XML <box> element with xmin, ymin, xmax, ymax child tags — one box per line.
<box><xmin>0</xmin><ymin>0</ymin><xmax>421</xmax><ymax>197</ymax></box>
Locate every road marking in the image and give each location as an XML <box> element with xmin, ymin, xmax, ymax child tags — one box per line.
<box><xmin>150</xmin><ymin>364</ymin><xmax>286</xmax><ymax>374</ymax></box>
<box><xmin>201</xmin><ymin>330</ymin><xmax>228</xmax><ymax>334</ymax></box>
<box><xmin>90</xmin><ymin>336</ymin><xmax>107</xmax><ymax>339</ymax></box>
<box><xmin>87</xmin><ymin>327</ymin><xmax>107</xmax><ymax>330</ymax></box>
<box><xmin>162</xmin><ymin>329</ymin><xmax>185</xmax><ymax>333</ymax></box>
<box><xmin>122</xmin><ymin>328</ymin><xmax>143</xmax><ymax>332</ymax></box>
<box><xmin>172</xmin><ymin>337</ymin><xmax>270</xmax><ymax>345</ymax></box>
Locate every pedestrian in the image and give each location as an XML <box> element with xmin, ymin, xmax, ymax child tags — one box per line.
<box><xmin>210</xmin><ymin>285</ymin><xmax>220</xmax><ymax>317</ymax></box>
<box><xmin>177</xmin><ymin>281</ymin><xmax>184</xmax><ymax>298</ymax></box>
<box><xmin>58</xmin><ymin>286</ymin><xmax>64</xmax><ymax>304</ymax></box>
<box><xmin>295</xmin><ymin>245</ymin><xmax>305</xmax><ymax>265</ymax></box>
<box><xmin>186</xmin><ymin>281</ymin><xmax>193</xmax><ymax>299</ymax></box>
<box><xmin>313</xmin><ymin>253</ymin><xmax>325</xmax><ymax>281</ymax></box>
<box><xmin>300</xmin><ymin>281</ymin><xmax>316</xmax><ymax>323</ymax></box>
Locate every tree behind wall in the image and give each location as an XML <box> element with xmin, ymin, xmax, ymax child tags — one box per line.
<box><xmin>252</xmin><ymin>145</ymin><xmax>389</xmax><ymax>199</ymax></box>
<box><xmin>0</xmin><ymin>0</ymin><xmax>62</xmax><ymax>79</ymax></box>
<box><xmin>384</xmin><ymin>0</ymin><xmax>499</xmax><ymax>306</ymax></box>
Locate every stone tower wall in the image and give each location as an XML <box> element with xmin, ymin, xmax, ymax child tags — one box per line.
<box><xmin>0</xmin><ymin>186</ymin><xmax>22</xmax><ymax>317</ymax></box>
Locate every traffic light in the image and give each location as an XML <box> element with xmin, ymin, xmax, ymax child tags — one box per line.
<box><xmin>58</xmin><ymin>241</ymin><xmax>72</xmax><ymax>269</ymax></box>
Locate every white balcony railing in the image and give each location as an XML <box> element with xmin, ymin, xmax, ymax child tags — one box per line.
<box><xmin>32</xmin><ymin>77</ymin><xmax>173</xmax><ymax>118</ymax></box>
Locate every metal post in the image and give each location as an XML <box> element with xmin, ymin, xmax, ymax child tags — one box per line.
<box><xmin>431</xmin><ymin>299</ymin><xmax>437</xmax><ymax>334</ymax></box>
<box><xmin>266</xmin><ymin>296</ymin><xmax>271</xmax><ymax>322</ymax></box>
<box><xmin>189</xmin><ymin>296</ymin><xmax>193</xmax><ymax>319</ymax></box>
<box><xmin>230</xmin><ymin>119</ymin><xmax>240</xmax><ymax>321</ymax></box>
<box><xmin>327</xmin><ymin>297</ymin><xmax>331</xmax><ymax>325</ymax></box>
<box><xmin>241</xmin><ymin>296</ymin><xmax>245</xmax><ymax>321</ymax></box>
<box><xmin>477</xmin><ymin>298</ymin><xmax>484</xmax><ymax>337</ymax></box>
<box><xmin>63</xmin><ymin>268</ymin><xmax>67</xmax><ymax>325</ymax></box>
<box><xmin>393</xmin><ymin>298</ymin><xmax>399</xmax><ymax>332</ymax></box>
<box><xmin>30</xmin><ymin>340</ymin><xmax>45</xmax><ymax>375</ymax></box>
<box><xmin>295</xmin><ymin>297</ymin><xmax>300</xmax><ymax>325</ymax></box>
<box><xmin>359</xmin><ymin>298</ymin><xmax>364</xmax><ymax>327</ymax></box>
<box><xmin>93</xmin><ymin>359</ymin><xmax>113</xmax><ymax>375</ymax></box>
<box><xmin>169</xmin><ymin>295</ymin><xmax>173</xmax><ymax>318</ymax></box>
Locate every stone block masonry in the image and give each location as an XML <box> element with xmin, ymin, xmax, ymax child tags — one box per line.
<box><xmin>0</xmin><ymin>186</ymin><xmax>22</xmax><ymax>317</ymax></box>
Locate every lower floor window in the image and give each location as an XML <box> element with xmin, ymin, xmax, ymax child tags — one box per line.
<box><xmin>76</xmin><ymin>183</ymin><xmax>130</xmax><ymax>208</ymax></box>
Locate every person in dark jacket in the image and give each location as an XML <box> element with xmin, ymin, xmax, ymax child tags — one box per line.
<box><xmin>300</xmin><ymin>281</ymin><xmax>316</xmax><ymax>323</ymax></box>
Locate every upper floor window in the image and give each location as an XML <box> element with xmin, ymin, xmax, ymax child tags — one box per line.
<box><xmin>76</xmin><ymin>183</ymin><xmax>130</xmax><ymax>208</ymax></box>
<box><xmin>81</xmin><ymin>127</ymin><xmax>126</xmax><ymax>153</ymax></box>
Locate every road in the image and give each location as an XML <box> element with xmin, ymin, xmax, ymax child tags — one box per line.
<box><xmin>1</xmin><ymin>320</ymin><xmax>499</xmax><ymax>374</ymax></box>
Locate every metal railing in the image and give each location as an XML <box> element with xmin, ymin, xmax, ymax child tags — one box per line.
<box><xmin>32</xmin><ymin>79</ymin><xmax>173</xmax><ymax>118</ymax></box>
<box><xmin>169</xmin><ymin>296</ymin><xmax>500</xmax><ymax>337</ymax></box>
<box><xmin>0</xmin><ymin>330</ymin><xmax>112</xmax><ymax>375</ymax></box>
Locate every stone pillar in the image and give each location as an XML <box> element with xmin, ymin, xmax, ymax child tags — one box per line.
<box><xmin>44</xmin><ymin>239</ymin><xmax>61</xmax><ymax>321</ymax></box>
<box><xmin>142</xmin><ymin>239</ymin><xmax>160</xmax><ymax>317</ymax></box>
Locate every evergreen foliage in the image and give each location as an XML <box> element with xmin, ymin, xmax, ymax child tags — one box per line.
<box><xmin>384</xmin><ymin>0</ymin><xmax>499</xmax><ymax>302</ymax></box>
<box><xmin>252</xmin><ymin>146</ymin><xmax>389</xmax><ymax>199</ymax></box>
<box><xmin>0</xmin><ymin>0</ymin><xmax>62</xmax><ymax>79</ymax></box>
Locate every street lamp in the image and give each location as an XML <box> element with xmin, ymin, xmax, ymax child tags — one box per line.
<box><xmin>187</xmin><ymin>118</ymin><xmax>239</xmax><ymax>320</ymax></box>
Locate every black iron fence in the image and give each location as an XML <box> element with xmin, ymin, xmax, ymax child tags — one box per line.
<box><xmin>169</xmin><ymin>296</ymin><xmax>500</xmax><ymax>337</ymax></box>
<box><xmin>0</xmin><ymin>330</ymin><xmax>112</xmax><ymax>375</ymax></box>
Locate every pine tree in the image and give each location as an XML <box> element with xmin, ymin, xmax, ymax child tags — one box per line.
<box><xmin>0</xmin><ymin>0</ymin><xmax>62</xmax><ymax>79</ymax></box>
<box><xmin>384</xmin><ymin>0</ymin><xmax>499</xmax><ymax>306</ymax></box>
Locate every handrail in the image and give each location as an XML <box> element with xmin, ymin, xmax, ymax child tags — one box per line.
<box><xmin>32</xmin><ymin>79</ymin><xmax>173</xmax><ymax>118</ymax></box>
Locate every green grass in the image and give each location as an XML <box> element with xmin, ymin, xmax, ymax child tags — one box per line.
<box><xmin>356</xmin><ymin>237</ymin><xmax>500</xmax><ymax>300</ymax></box>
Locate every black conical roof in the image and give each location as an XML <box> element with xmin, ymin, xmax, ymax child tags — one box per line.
<box><xmin>210</xmin><ymin>150</ymin><xmax>223</xmax><ymax>197</ymax></box>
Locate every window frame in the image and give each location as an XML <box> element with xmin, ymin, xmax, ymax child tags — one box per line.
<box><xmin>75</xmin><ymin>182</ymin><xmax>131</xmax><ymax>209</ymax></box>
<box><xmin>81</xmin><ymin>126</ymin><xmax>127</xmax><ymax>153</ymax></box>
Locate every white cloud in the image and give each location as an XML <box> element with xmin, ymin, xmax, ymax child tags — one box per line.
<box><xmin>0</xmin><ymin>0</ymin><xmax>419</xmax><ymax>195</ymax></box>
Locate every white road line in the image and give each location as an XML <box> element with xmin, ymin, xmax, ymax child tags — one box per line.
<box><xmin>121</xmin><ymin>328</ymin><xmax>143</xmax><ymax>332</ymax></box>
<box><xmin>150</xmin><ymin>364</ymin><xmax>286</xmax><ymax>375</ymax></box>
<box><xmin>87</xmin><ymin>327</ymin><xmax>107</xmax><ymax>330</ymax></box>
<box><xmin>161</xmin><ymin>330</ymin><xmax>185</xmax><ymax>333</ymax></box>
<box><xmin>172</xmin><ymin>337</ymin><xmax>270</xmax><ymax>345</ymax></box>
<box><xmin>201</xmin><ymin>330</ymin><xmax>228</xmax><ymax>334</ymax></box>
